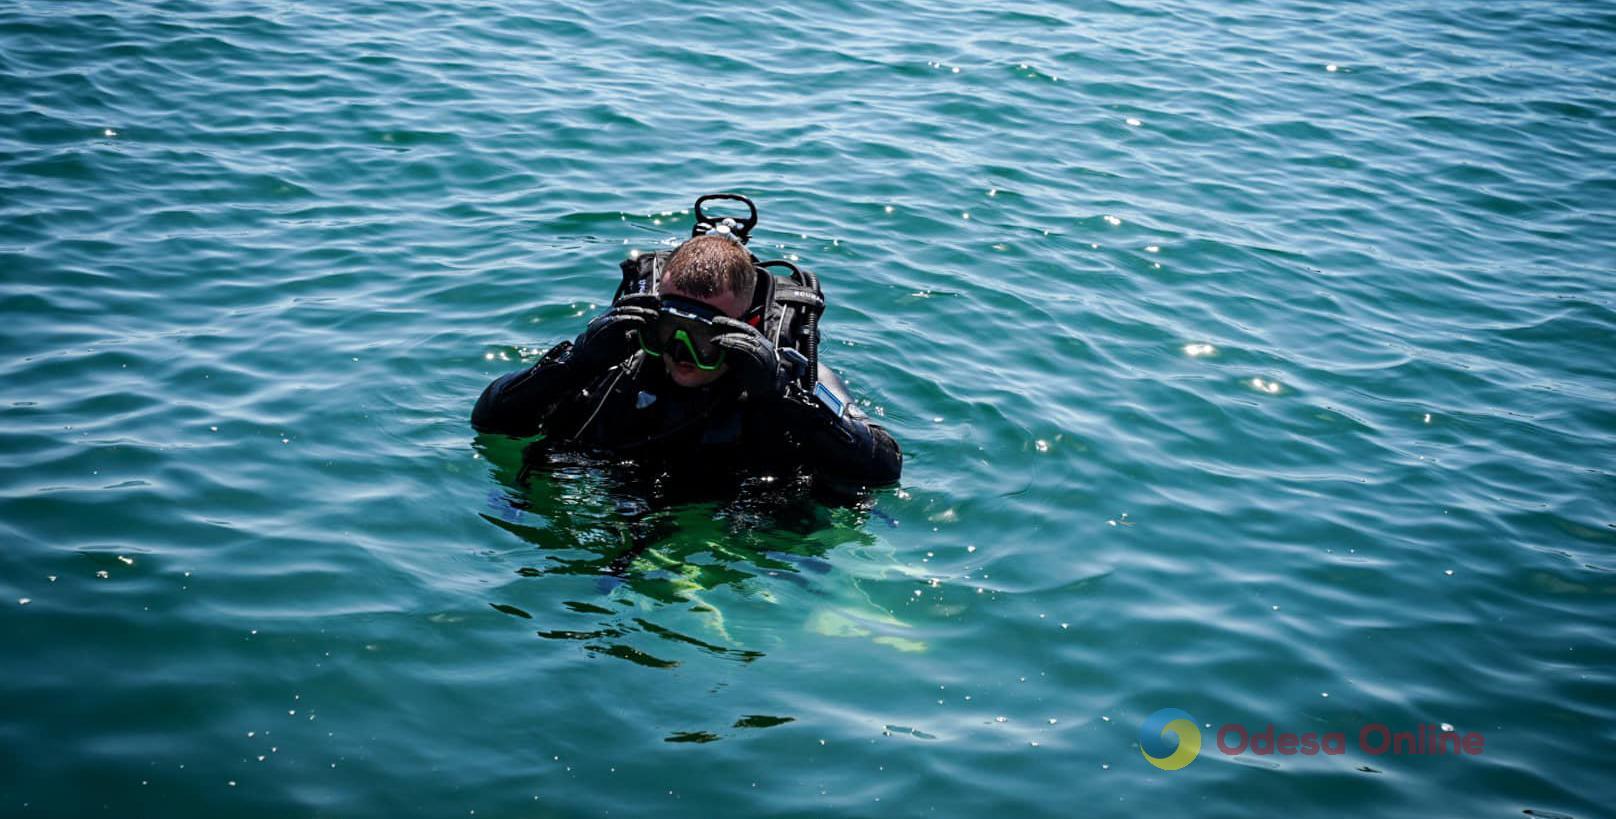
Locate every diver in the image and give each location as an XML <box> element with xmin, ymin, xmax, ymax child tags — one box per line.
<box><xmin>471</xmin><ymin>194</ymin><xmax>902</xmax><ymax>498</ymax></box>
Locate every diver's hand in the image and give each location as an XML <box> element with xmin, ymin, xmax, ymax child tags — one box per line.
<box><xmin>711</xmin><ymin>317</ymin><xmax>783</xmax><ymax>397</ymax></box>
<box><xmin>570</xmin><ymin>293</ymin><xmax>659</xmax><ymax>372</ymax></box>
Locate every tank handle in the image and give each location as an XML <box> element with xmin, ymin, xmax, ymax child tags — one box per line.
<box><xmin>692</xmin><ymin>193</ymin><xmax>759</xmax><ymax>243</ymax></box>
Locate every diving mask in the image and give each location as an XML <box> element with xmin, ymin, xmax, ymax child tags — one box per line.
<box><xmin>639</xmin><ymin>295</ymin><xmax>730</xmax><ymax>370</ymax></box>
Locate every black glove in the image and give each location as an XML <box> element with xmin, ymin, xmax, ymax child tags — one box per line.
<box><xmin>711</xmin><ymin>316</ymin><xmax>784</xmax><ymax>398</ymax></box>
<box><xmin>569</xmin><ymin>293</ymin><xmax>659</xmax><ymax>373</ymax></box>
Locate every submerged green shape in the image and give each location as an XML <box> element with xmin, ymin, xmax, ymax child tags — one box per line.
<box><xmin>807</xmin><ymin>606</ymin><xmax>926</xmax><ymax>652</ymax></box>
<box><xmin>807</xmin><ymin>610</ymin><xmax>870</xmax><ymax>638</ymax></box>
<box><xmin>871</xmin><ymin>635</ymin><xmax>927</xmax><ymax>653</ymax></box>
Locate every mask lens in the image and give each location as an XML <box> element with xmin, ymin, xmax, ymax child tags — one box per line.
<box><xmin>643</xmin><ymin>302</ymin><xmax>726</xmax><ymax>370</ymax></box>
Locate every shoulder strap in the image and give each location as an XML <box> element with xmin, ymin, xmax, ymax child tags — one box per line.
<box><xmin>614</xmin><ymin>251</ymin><xmax>670</xmax><ymax>302</ymax></box>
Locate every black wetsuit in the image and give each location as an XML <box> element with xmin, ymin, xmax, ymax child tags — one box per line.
<box><xmin>472</xmin><ymin>341</ymin><xmax>902</xmax><ymax>492</ymax></box>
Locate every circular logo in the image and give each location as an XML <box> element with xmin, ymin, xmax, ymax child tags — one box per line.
<box><xmin>1139</xmin><ymin>708</ymin><xmax>1202</xmax><ymax>771</ymax></box>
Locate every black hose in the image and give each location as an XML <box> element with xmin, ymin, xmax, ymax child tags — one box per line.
<box><xmin>799</xmin><ymin>267</ymin><xmax>821</xmax><ymax>391</ymax></box>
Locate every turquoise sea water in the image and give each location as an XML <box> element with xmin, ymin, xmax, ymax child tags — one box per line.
<box><xmin>3</xmin><ymin>0</ymin><xmax>1614</xmax><ymax>816</ymax></box>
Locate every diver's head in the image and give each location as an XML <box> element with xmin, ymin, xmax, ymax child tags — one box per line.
<box><xmin>655</xmin><ymin>234</ymin><xmax>756</xmax><ymax>388</ymax></box>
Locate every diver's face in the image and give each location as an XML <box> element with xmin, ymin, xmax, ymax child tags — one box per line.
<box><xmin>657</xmin><ymin>275</ymin><xmax>749</xmax><ymax>388</ymax></box>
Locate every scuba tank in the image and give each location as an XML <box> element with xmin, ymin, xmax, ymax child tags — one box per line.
<box><xmin>614</xmin><ymin>193</ymin><xmax>828</xmax><ymax>401</ymax></box>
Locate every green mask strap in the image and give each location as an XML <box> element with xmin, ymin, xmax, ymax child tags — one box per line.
<box><xmin>642</xmin><ymin>329</ymin><xmax>726</xmax><ymax>370</ymax></box>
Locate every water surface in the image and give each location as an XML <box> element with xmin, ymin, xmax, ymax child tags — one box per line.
<box><xmin>3</xmin><ymin>0</ymin><xmax>1614</xmax><ymax>816</ymax></box>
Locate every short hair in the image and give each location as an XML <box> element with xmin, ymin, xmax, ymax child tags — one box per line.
<box><xmin>663</xmin><ymin>234</ymin><xmax>756</xmax><ymax>299</ymax></box>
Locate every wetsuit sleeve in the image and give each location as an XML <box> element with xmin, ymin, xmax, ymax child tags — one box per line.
<box><xmin>470</xmin><ymin>342</ymin><xmax>585</xmax><ymax>436</ymax></box>
<box><xmin>784</xmin><ymin>399</ymin><xmax>903</xmax><ymax>486</ymax></box>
